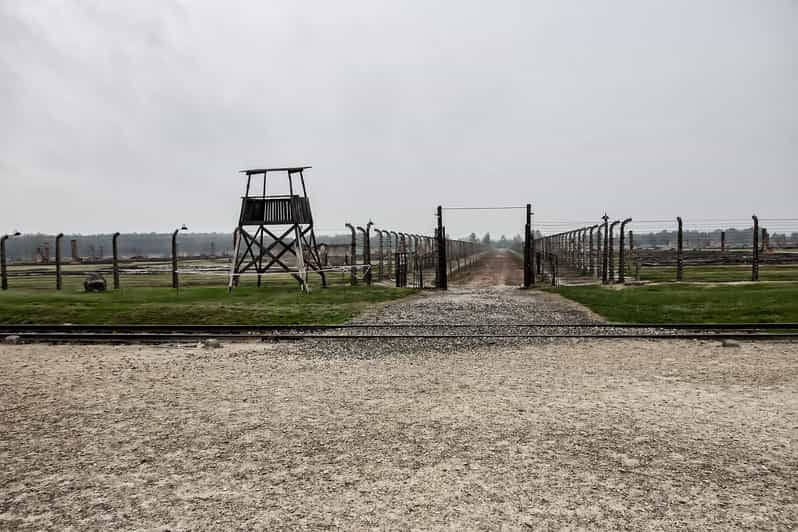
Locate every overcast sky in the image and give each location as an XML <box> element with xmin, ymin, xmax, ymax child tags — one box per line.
<box><xmin>1</xmin><ymin>1</ymin><xmax>796</xmax><ymax>237</ymax></box>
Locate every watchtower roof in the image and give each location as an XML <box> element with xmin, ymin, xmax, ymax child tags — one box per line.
<box><xmin>240</xmin><ymin>166</ymin><xmax>311</xmax><ymax>176</ymax></box>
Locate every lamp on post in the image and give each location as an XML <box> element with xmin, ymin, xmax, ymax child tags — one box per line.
<box><xmin>1</xmin><ymin>231</ymin><xmax>21</xmax><ymax>290</ymax></box>
<box><xmin>172</xmin><ymin>225</ymin><xmax>188</xmax><ymax>290</ymax></box>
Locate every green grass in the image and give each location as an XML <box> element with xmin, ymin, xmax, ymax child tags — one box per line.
<box><xmin>552</xmin><ymin>283</ymin><xmax>798</xmax><ymax>323</ymax></box>
<box><xmin>639</xmin><ymin>264</ymin><xmax>798</xmax><ymax>282</ymax></box>
<box><xmin>0</xmin><ymin>284</ymin><xmax>414</xmax><ymax>325</ymax></box>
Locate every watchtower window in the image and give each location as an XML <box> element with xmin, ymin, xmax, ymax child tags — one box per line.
<box><xmin>241</xmin><ymin>196</ymin><xmax>312</xmax><ymax>226</ymax></box>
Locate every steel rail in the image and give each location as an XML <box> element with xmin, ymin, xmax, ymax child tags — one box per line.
<box><xmin>3</xmin><ymin>332</ymin><xmax>798</xmax><ymax>344</ymax></box>
<box><xmin>1</xmin><ymin>323</ymin><xmax>797</xmax><ymax>333</ymax></box>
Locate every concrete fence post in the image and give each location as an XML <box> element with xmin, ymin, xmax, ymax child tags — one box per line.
<box><xmin>593</xmin><ymin>224</ymin><xmax>604</xmax><ymax>279</ymax></box>
<box><xmin>601</xmin><ymin>214</ymin><xmax>610</xmax><ymax>284</ymax></box>
<box><xmin>437</xmin><ymin>206</ymin><xmax>447</xmax><ymax>290</ymax></box>
<box><xmin>365</xmin><ymin>222</ymin><xmax>373</xmax><ymax>285</ymax></box>
<box><xmin>676</xmin><ymin>217</ymin><xmax>684</xmax><ymax>281</ymax></box>
<box><xmin>55</xmin><ymin>233</ymin><xmax>64</xmax><ymax>290</ymax></box>
<box><xmin>752</xmin><ymin>215</ymin><xmax>759</xmax><ymax>281</ymax></box>
<box><xmin>112</xmin><ymin>232</ymin><xmax>121</xmax><ymax>290</ymax></box>
<box><xmin>171</xmin><ymin>230</ymin><xmax>179</xmax><ymax>290</ymax></box>
<box><xmin>609</xmin><ymin>221</ymin><xmax>620</xmax><ymax>283</ymax></box>
<box><xmin>619</xmin><ymin>218</ymin><xmax>632</xmax><ymax>283</ymax></box>
<box><xmin>376</xmin><ymin>229</ymin><xmax>384</xmax><ymax>281</ymax></box>
<box><xmin>0</xmin><ymin>236</ymin><xmax>7</xmax><ymax>291</ymax></box>
<box><xmin>523</xmin><ymin>203</ymin><xmax>532</xmax><ymax>288</ymax></box>
<box><xmin>345</xmin><ymin>223</ymin><xmax>357</xmax><ymax>285</ymax></box>
<box><xmin>0</xmin><ymin>233</ymin><xmax>18</xmax><ymax>290</ymax></box>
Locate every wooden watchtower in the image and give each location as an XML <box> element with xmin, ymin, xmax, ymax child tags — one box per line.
<box><xmin>229</xmin><ymin>167</ymin><xmax>326</xmax><ymax>291</ymax></box>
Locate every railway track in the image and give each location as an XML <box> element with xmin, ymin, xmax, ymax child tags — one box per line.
<box><xmin>1</xmin><ymin>323</ymin><xmax>797</xmax><ymax>343</ymax></box>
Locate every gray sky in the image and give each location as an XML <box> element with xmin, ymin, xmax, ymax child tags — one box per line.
<box><xmin>1</xmin><ymin>0</ymin><xmax>796</xmax><ymax>238</ymax></box>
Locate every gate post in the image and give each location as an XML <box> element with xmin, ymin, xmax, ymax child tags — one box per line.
<box><xmin>752</xmin><ymin>215</ymin><xmax>759</xmax><ymax>281</ymax></box>
<box><xmin>601</xmin><ymin>214</ymin><xmax>610</xmax><ymax>284</ymax></box>
<box><xmin>619</xmin><ymin>218</ymin><xmax>632</xmax><ymax>283</ymax></box>
<box><xmin>588</xmin><ymin>225</ymin><xmax>596</xmax><ymax>278</ymax></box>
<box><xmin>676</xmin><ymin>217</ymin><xmax>684</xmax><ymax>281</ymax></box>
<box><xmin>437</xmin><ymin>206</ymin><xmax>448</xmax><ymax>289</ymax></box>
<box><xmin>523</xmin><ymin>203</ymin><xmax>532</xmax><ymax>288</ymax></box>
<box><xmin>112</xmin><ymin>232</ymin><xmax>121</xmax><ymax>289</ymax></box>
<box><xmin>55</xmin><ymin>233</ymin><xmax>64</xmax><ymax>290</ymax></box>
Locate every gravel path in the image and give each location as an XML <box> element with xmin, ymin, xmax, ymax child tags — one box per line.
<box><xmin>355</xmin><ymin>250</ymin><xmax>602</xmax><ymax>330</ymax></box>
<box><xmin>1</xmin><ymin>340</ymin><xmax>796</xmax><ymax>529</ymax></box>
<box><xmin>354</xmin><ymin>285</ymin><xmax>602</xmax><ymax>325</ymax></box>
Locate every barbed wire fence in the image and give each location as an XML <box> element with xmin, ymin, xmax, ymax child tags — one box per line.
<box><xmin>533</xmin><ymin>215</ymin><xmax>798</xmax><ymax>286</ymax></box>
<box><xmin>0</xmin><ymin>223</ymin><xmax>487</xmax><ymax>292</ymax></box>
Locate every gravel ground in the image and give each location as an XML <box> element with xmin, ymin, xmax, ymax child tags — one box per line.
<box><xmin>2</xmin><ymin>255</ymin><xmax>796</xmax><ymax>529</ymax></box>
<box><xmin>1</xmin><ymin>339</ymin><xmax>797</xmax><ymax>530</ymax></box>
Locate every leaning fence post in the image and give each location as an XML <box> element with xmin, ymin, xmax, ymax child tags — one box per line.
<box><xmin>112</xmin><ymin>232</ymin><xmax>121</xmax><ymax>289</ymax></box>
<box><xmin>618</xmin><ymin>218</ymin><xmax>632</xmax><ymax>283</ymax></box>
<box><xmin>676</xmin><ymin>217</ymin><xmax>684</xmax><ymax>281</ymax></box>
<box><xmin>55</xmin><ymin>233</ymin><xmax>64</xmax><ymax>290</ymax></box>
<box><xmin>752</xmin><ymin>215</ymin><xmax>759</xmax><ymax>281</ymax></box>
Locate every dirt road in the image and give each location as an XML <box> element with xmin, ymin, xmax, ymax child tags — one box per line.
<box><xmin>451</xmin><ymin>249</ymin><xmax>524</xmax><ymax>287</ymax></box>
